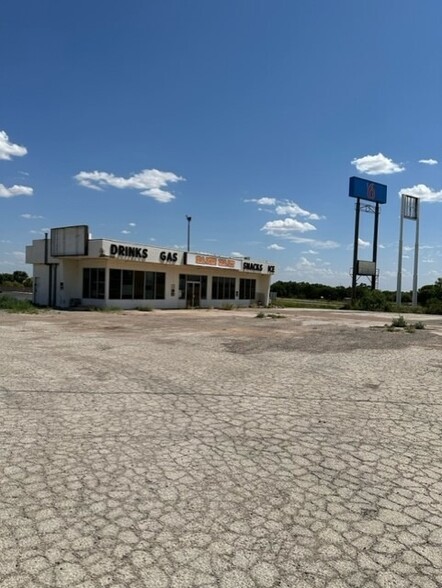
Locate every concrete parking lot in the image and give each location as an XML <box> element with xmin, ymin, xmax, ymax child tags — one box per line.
<box><xmin>1</xmin><ymin>308</ymin><xmax>442</xmax><ymax>588</ymax></box>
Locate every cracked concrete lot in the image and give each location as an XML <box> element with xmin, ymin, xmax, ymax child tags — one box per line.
<box><xmin>1</xmin><ymin>307</ymin><xmax>442</xmax><ymax>588</ymax></box>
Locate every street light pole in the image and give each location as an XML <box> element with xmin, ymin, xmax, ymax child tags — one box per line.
<box><xmin>186</xmin><ymin>215</ymin><xmax>192</xmax><ymax>252</ymax></box>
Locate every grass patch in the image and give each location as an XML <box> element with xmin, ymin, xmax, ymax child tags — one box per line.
<box><xmin>255</xmin><ymin>312</ymin><xmax>286</xmax><ymax>320</ymax></box>
<box><xmin>383</xmin><ymin>315</ymin><xmax>425</xmax><ymax>333</ymax></box>
<box><xmin>220</xmin><ymin>303</ymin><xmax>236</xmax><ymax>310</ymax></box>
<box><xmin>271</xmin><ymin>298</ymin><xmax>345</xmax><ymax>310</ymax></box>
<box><xmin>135</xmin><ymin>306</ymin><xmax>153</xmax><ymax>312</ymax></box>
<box><xmin>0</xmin><ymin>295</ymin><xmax>39</xmax><ymax>314</ymax></box>
<box><xmin>83</xmin><ymin>305</ymin><xmax>122</xmax><ymax>312</ymax></box>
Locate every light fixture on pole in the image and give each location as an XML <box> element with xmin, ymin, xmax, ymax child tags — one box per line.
<box><xmin>186</xmin><ymin>215</ymin><xmax>192</xmax><ymax>252</ymax></box>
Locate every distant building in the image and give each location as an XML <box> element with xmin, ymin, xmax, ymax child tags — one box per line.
<box><xmin>26</xmin><ymin>226</ymin><xmax>275</xmax><ymax>309</ymax></box>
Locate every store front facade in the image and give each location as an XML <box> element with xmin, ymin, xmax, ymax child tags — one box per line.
<box><xmin>26</xmin><ymin>227</ymin><xmax>275</xmax><ymax>309</ymax></box>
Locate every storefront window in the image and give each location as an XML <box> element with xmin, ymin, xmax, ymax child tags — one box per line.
<box><xmin>83</xmin><ymin>268</ymin><xmax>105</xmax><ymax>299</ymax></box>
<box><xmin>109</xmin><ymin>269</ymin><xmax>166</xmax><ymax>300</ymax></box>
<box><xmin>109</xmin><ymin>269</ymin><xmax>121</xmax><ymax>299</ymax></box>
<box><xmin>122</xmin><ymin>270</ymin><xmax>134</xmax><ymax>299</ymax></box>
<box><xmin>212</xmin><ymin>276</ymin><xmax>235</xmax><ymax>299</ymax></box>
<box><xmin>239</xmin><ymin>278</ymin><xmax>256</xmax><ymax>300</ymax></box>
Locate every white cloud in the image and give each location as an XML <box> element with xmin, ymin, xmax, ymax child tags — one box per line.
<box><xmin>261</xmin><ymin>218</ymin><xmax>316</xmax><ymax>236</ymax></box>
<box><xmin>283</xmin><ymin>256</ymin><xmax>343</xmax><ymax>280</ymax></box>
<box><xmin>274</xmin><ymin>201</ymin><xmax>324</xmax><ymax>221</ymax></box>
<box><xmin>248</xmin><ymin>197</ymin><xmax>323</xmax><ymax>220</ymax></box>
<box><xmin>121</xmin><ymin>230</ymin><xmax>130</xmax><ymax>234</ymax></box>
<box><xmin>289</xmin><ymin>236</ymin><xmax>340</xmax><ymax>249</ymax></box>
<box><xmin>399</xmin><ymin>184</ymin><xmax>442</xmax><ymax>202</ymax></box>
<box><xmin>245</xmin><ymin>197</ymin><xmax>276</xmax><ymax>206</ymax></box>
<box><xmin>268</xmin><ymin>243</ymin><xmax>285</xmax><ymax>250</ymax></box>
<box><xmin>275</xmin><ymin>203</ymin><xmax>312</xmax><ymax>217</ymax></box>
<box><xmin>30</xmin><ymin>227</ymin><xmax>49</xmax><ymax>234</ymax></box>
<box><xmin>13</xmin><ymin>251</ymin><xmax>25</xmax><ymax>258</ymax></box>
<box><xmin>74</xmin><ymin>168</ymin><xmax>184</xmax><ymax>203</ymax></box>
<box><xmin>0</xmin><ymin>131</ymin><xmax>27</xmax><ymax>160</ymax></box>
<box><xmin>358</xmin><ymin>238</ymin><xmax>370</xmax><ymax>248</ymax></box>
<box><xmin>302</xmin><ymin>249</ymin><xmax>318</xmax><ymax>255</ymax></box>
<box><xmin>129</xmin><ymin>222</ymin><xmax>136</xmax><ymax>227</ymax></box>
<box><xmin>21</xmin><ymin>213</ymin><xmax>43</xmax><ymax>219</ymax></box>
<box><xmin>0</xmin><ymin>184</ymin><xmax>33</xmax><ymax>198</ymax></box>
<box><xmin>419</xmin><ymin>158</ymin><xmax>438</xmax><ymax>165</ymax></box>
<box><xmin>298</xmin><ymin>256</ymin><xmax>314</xmax><ymax>267</ymax></box>
<box><xmin>231</xmin><ymin>251</ymin><xmax>244</xmax><ymax>257</ymax></box>
<box><xmin>351</xmin><ymin>153</ymin><xmax>405</xmax><ymax>175</ymax></box>
<box><xmin>422</xmin><ymin>259</ymin><xmax>435</xmax><ymax>263</ymax></box>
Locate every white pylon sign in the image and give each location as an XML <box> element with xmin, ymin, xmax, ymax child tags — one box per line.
<box><xmin>396</xmin><ymin>194</ymin><xmax>420</xmax><ymax>306</ymax></box>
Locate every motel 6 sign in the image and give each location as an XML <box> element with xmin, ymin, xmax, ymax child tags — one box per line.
<box><xmin>349</xmin><ymin>176</ymin><xmax>387</xmax><ymax>204</ymax></box>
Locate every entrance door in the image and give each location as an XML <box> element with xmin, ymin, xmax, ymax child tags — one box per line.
<box><xmin>186</xmin><ymin>282</ymin><xmax>200</xmax><ymax>308</ymax></box>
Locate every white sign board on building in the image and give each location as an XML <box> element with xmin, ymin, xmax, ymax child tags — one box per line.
<box><xmin>51</xmin><ymin>225</ymin><xmax>89</xmax><ymax>257</ymax></box>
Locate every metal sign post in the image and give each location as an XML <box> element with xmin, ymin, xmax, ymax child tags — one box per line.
<box><xmin>351</xmin><ymin>198</ymin><xmax>360</xmax><ymax>299</ymax></box>
<box><xmin>396</xmin><ymin>194</ymin><xmax>420</xmax><ymax>306</ymax></box>
<box><xmin>349</xmin><ymin>177</ymin><xmax>387</xmax><ymax>301</ymax></box>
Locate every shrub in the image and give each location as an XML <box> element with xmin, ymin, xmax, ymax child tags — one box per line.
<box><xmin>425</xmin><ymin>298</ymin><xmax>442</xmax><ymax>315</ymax></box>
<box><xmin>353</xmin><ymin>290</ymin><xmax>392</xmax><ymax>312</ymax></box>
<box><xmin>0</xmin><ymin>295</ymin><xmax>39</xmax><ymax>314</ymax></box>
<box><xmin>391</xmin><ymin>315</ymin><xmax>407</xmax><ymax>328</ymax></box>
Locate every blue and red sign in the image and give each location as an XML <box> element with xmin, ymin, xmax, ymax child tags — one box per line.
<box><xmin>349</xmin><ymin>176</ymin><xmax>387</xmax><ymax>204</ymax></box>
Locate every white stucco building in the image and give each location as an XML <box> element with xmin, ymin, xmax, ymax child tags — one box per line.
<box><xmin>26</xmin><ymin>226</ymin><xmax>275</xmax><ymax>309</ymax></box>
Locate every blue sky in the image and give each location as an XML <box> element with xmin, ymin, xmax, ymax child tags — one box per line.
<box><xmin>1</xmin><ymin>0</ymin><xmax>441</xmax><ymax>289</ymax></box>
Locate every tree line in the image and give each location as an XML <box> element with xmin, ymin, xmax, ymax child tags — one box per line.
<box><xmin>0</xmin><ymin>271</ymin><xmax>33</xmax><ymax>289</ymax></box>
<box><xmin>271</xmin><ymin>279</ymin><xmax>442</xmax><ymax>311</ymax></box>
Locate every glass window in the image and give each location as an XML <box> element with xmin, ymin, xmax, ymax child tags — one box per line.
<box><xmin>122</xmin><ymin>270</ymin><xmax>133</xmax><ymax>299</ymax></box>
<box><xmin>83</xmin><ymin>268</ymin><xmax>105</xmax><ymax>299</ymax></box>
<box><xmin>144</xmin><ymin>272</ymin><xmax>166</xmax><ymax>299</ymax></box>
<box><xmin>109</xmin><ymin>269</ymin><xmax>121</xmax><ymax>299</ymax></box>
<box><xmin>109</xmin><ymin>269</ymin><xmax>166</xmax><ymax>300</ymax></box>
<box><xmin>212</xmin><ymin>277</ymin><xmax>235</xmax><ymax>300</ymax></box>
<box><xmin>134</xmin><ymin>271</ymin><xmax>144</xmax><ymax>299</ymax></box>
<box><xmin>239</xmin><ymin>278</ymin><xmax>256</xmax><ymax>300</ymax></box>
<box><xmin>145</xmin><ymin>272</ymin><xmax>155</xmax><ymax>299</ymax></box>
<box><xmin>155</xmin><ymin>272</ymin><xmax>165</xmax><ymax>299</ymax></box>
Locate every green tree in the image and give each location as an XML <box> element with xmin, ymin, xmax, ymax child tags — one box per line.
<box><xmin>13</xmin><ymin>271</ymin><xmax>28</xmax><ymax>284</ymax></box>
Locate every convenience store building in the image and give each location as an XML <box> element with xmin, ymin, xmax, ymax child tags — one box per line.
<box><xmin>25</xmin><ymin>226</ymin><xmax>275</xmax><ymax>309</ymax></box>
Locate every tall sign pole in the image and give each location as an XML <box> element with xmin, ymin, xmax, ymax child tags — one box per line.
<box><xmin>371</xmin><ymin>202</ymin><xmax>380</xmax><ymax>290</ymax></box>
<box><xmin>186</xmin><ymin>215</ymin><xmax>192</xmax><ymax>252</ymax></box>
<box><xmin>412</xmin><ymin>198</ymin><xmax>420</xmax><ymax>306</ymax></box>
<box><xmin>396</xmin><ymin>194</ymin><xmax>420</xmax><ymax>306</ymax></box>
<box><xmin>396</xmin><ymin>197</ymin><xmax>405</xmax><ymax>304</ymax></box>
<box><xmin>352</xmin><ymin>198</ymin><xmax>360</xmax><ymax>300</ymax></box>
<box><xmin>349</xmin><ymin>177</ymin><xmax>387</xmax><ymax>301</ymax></box>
